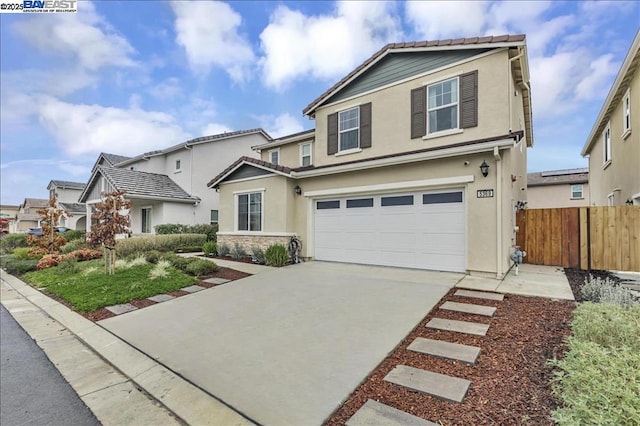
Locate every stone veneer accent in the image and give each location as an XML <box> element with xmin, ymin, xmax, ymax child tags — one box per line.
<box><xmin>217</xmin><ymin>234</ymin><xmax>293</xmax><ymax>253</ymax></box>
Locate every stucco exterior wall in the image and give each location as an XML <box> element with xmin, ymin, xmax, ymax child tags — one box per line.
<box><xmin>55</xmin><ymin>187</ymin><xmax>83</xmax><ymax>204</ymax></box>
<box><xmin>261</xmin><ymin>140</ymin><xmax>315</xmax><ymax>168</ymax></box>
<box><xmin>588</xmin><ymin>72</ymin><xmax>640</xmax><ymax>205</ymax></box>
<box><xmin>527</xmin><ymin>183</ymin><xmax>590</xmax><ymax>208</ymax></box>
<box><xmin>313</xmin><ymin>49</ymin><xmax>512</xmax><ymax>167</ymax></box>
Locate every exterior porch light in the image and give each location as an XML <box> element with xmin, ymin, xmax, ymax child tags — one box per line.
<box><xmin>480</xmin><ymin>160</ymin><xmax>489</xmax><ymax>177</ymax></box>
<box><xmin>294</xmin><ymin>185</ymin><xmax>302</xmax><ymax>195</ymax></box>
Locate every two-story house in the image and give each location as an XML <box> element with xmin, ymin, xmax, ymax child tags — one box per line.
<box><xmin>15</xmin><ymin>198</ymin><xmax>49</xmax><ymax>232</ymax></box>
<box><xmin>582</xmin><ymin>30</ymin><xmax>639</xmax><ymax>206</ymax></box>
<box><xmin>209</xmin><ymin>35</ymin><xmax>533</xmax><ymax>278</ymax></box>
<box><xmin>527</xmin><ymin>168</ymin><xmax>589</xmax><ymax>208</ymax></box>
<box><xmin>47</xmin><ymin>180</ymin><xmax>87</xmax><ymax>230</ymax></box>
<box><xmin>79</xmin><ymin>129</ymin><xmax>270</xmax><ymax>235</ymax></box>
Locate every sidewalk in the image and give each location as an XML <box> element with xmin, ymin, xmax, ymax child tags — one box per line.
<box><xmin>0</xmin><ymin>270</ymin><xmax>253</xmax><ymax>426</ymax></box>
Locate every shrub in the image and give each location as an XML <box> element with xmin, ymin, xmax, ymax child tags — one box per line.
<box><xmin>581</xmin><ymin>275</ymin><xmax>637</xmax><ymax>306</ymax></box>
<box><xmin>1</xmin><ymin>257</ymin><xmax>39</xmax><ymax>275</ymax></box>
<box><xmin>149</xmin><ymin>260</ymin><xmax>171</xmax><ymax>280</ymax></box>
<box><xmin>175</xmin><ymin>246</ymin><xmax>203</xmax><ymax>253</ymax></box>
<box><xmin>569</xmin><ymin>302</ymin><xmax>640</xmax><ymax>351</ymax></box>
<box><xmin>217</xmin><ymin>243</ymin><xmax>230</xmax><ymax>257</ymax></box>
<box><xmin>0</xmin><ymin>233</ymin><xmax>28</xmax><ymax>254</ymax></box>
<box><xmin>189</xmin><ymin>224</ymin><xmax>218</xmax><ymax>242</ymax></box>
<box><xmin>230</xmin><ymin>242</ymin><xmax>247</xmax><ymax>260</ymax></box>
<box><xmin>116</xmin><ymin>234</ymin><xmax>207</xmax><ymax>257</ymax></box>
<box><xmin>162</xmin><ymin>253</ymin><xmax>193</xmax><ymax>273</ymax></box>
<box><xmin>63</xmin><ymin>230</ymin><xmax>84</xmax><ymax>241</ymax></box>
<box><xmin>155</xmin><ymin>223</ymin><xmax>218</xmax><ymax>241</ymax></box>
<box><xmin>145</xmin><ymin>250</ymin><xmax>163</xmax><ymax>264</ymax></box>
<box><xmin>34</xmin><ymin>249</ymin><xmax>102</xmax><ymax>270</ymax></box>
<box><xmin>37</xmin><ymin>254</ymin><xmax>63</xmax><ymax>270</ymax></box>
<box><xmin>58</xmin><ymin>256</ymin><xmax>78</xmax><ymax>274</ymax></box>
<box><xmin>251</xmin><ymin>246</ymin><xmax>265</xmax><ymax>264</ymax></box>
<box><xmin>61</xmin><ymin>238</ymin><xmax>88</xmax><ymax>254</ymax></box>
<box><xmin>68</xmin><ymin>249</ymin><xmax>102</xmax><ymax>262</ymax></box>
<box><xmin>185</xmin><ymin>259</ymin><xmax>218</xmax><ymax>276</ymax></box>
<box><xmin>265</xmin><ymin>244</ymin><xmax>289</xmax><ymax>267</ymax></box>
<box><xmin>203</xmin><ymin>241</ymin><xmax>217</xmax><ymax>257</ymax></box>
<box><xmin>13</xmin><ymin>247</ymin><xmax>36</xmax><ymax>260</ymax></box>
<box><xmin>155</xmin><ymin>224</ymin><xmax>188</xmax><ymax>234</ymax></box>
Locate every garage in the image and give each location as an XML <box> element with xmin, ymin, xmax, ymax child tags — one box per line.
<box><xmin>314</xmin><ymin>189</ymin><xmax>466</xmax><ymax>272</ymax></box>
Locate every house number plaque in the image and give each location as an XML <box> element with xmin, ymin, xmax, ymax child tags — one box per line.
<box><xmin>477</xmin><ymin>189</ymin><xmax>494</xmax><ymax>198</ymax></box>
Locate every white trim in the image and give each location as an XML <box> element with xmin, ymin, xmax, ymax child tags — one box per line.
<box><xmin>217</xmin><ymin>231</ymin><xmax>295</xmax><ymax>237</ymax></box>
<box><xmin>607</xmin><ymin>192</ymin><xmax>615</xmax><ymax>206</ymax></box>
<box><xmin>423</xmin><ymin>128</ymin><xmax>464</xmax><ymax>140</ymax></box>
<box><xmin>570</xmin><ymin>184</ymin><xmax>584</xmax><ymax>200</ymax></box>
<box><xmin>422</xmin><ymin>71</ymin><xmax>463</xmax><ymax>86</ymax></box>
<box><xmin>334</xmin><ymin>148</ymin><xmax>362</xmax><ymax>157</ymax></box>
<box><xmin>232</xmin><ymin>187</ymin><xmax>266</xmax><ymax>195</ymax></box>
<box><xmin>292</xmin><ymin>137</ymin><xmax>515</xmax><ymax>178</ymax></box>
<box><xmin>218</xmin><ymin>175</ymin><xmax>277</xmax><ymax>186</ymax></box>
<box><xmin>622</xmin><ymin>88</ymin><xmax>631</xmax><ymax>137</ymax></box>
<box><xmin>303</xmin><ymin>175</ymin><xmax>474</xmax><ymax>198</ymax></box>
<box><xmin>631</xmin><ymin>192</ymin><xmax>640</xmax><ymax>205</ymax></box>
<box><xmin>234</xmin><ymin>190</ymin><xmax>265</xmax><ymax>232</ymax></box>
<box><xmin>427</xmin><ymin>76</ymin><xmax>460</xmax><ymax>135</ymax></box>
<box><xmin>603</xmin><ymin>122</ymin><xmax>612</xmax><ymax>165</ymax></box>
<box><xmin>338</xmin><ymin>106</ymin><xmax>360</xmax><ymax>152</ymax></box>
<box><xmin>209</xmin><ymin>160</ymin><xmax>291</xmax><ymax>187</ymax></box>
<box><xmin>307</xmin><ymin>48</ymin><xmax>506</xmax><ymax>115</ymax></box>
<box><xmin>299</xmin><ymin>142</ymin><xmax>313</xmax><ymax>167</ymax></box>
<box><xmin>269</xmin><ymin>148</ymin><xmax>280</xmax><ymax>165</ymax></box>
<box><xmin>252</xmin><ymin>132</ymin><xmax>315</xmax><ymax>152</ymax></box>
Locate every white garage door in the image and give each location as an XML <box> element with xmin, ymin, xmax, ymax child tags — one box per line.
<box><xmin>314</xmin><ymin>190</ymin><xmax>466</xmax><ymax>272</ymax></box>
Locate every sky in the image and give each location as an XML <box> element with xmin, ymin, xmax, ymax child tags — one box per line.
<box><xmin>1</xmin><ymin>1</ymin><xmax>639</xmax><ymax>206</ymax></box>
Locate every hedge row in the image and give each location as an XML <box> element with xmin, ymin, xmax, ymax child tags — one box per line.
<box><xmin>116</xmin><ymin>234</ymin><xmax>207</xmax><ymax>258</ymax></box>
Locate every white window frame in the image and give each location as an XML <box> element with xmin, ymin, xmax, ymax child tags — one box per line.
<box><xmin>603</xmin><ymin>123</ymin><xmax>612</xmax><ymax>167</ymax></box>
<box><xmin>299</xmin><ymin>142</ymin><xmax>312</xmax><ymax>167</ymax></box>
<box><xmin>175</xmin><ymin>159</ymin><xmax>181</xmax><ymax>171</ymax></box>
<box><xmin>141</xmin><ymin>207</ymin><xmax>152</xmax><ymax>234</ymax></box>
<box><xmin>570</xmin><ymin>184</ymin><xmax>583</xmax><ymax>200</ymax></box>
<box><xmin>622</xmin><ymin>89</ymin><xmax>631</xmax><ymax>139</ymax></box>
<box><xmin>210</xmin><ymin>209</ymin><xmax>218</xmax><ymax>225</ymax></box>
<box><xmin>269</xmin><ymin>149</ymin><xmax>280</xmax><ymax>165</ymax></box>
<box><xmin>234</xmin><ymin>190</ymin><xmax>264</xmax><ymax>232</ymax></box>
<box><xmin>338</xmin><ymin>106</ymin><xmax>360</xmax><ymax>152</ymax></box>
<box><xmin>427</xmin><ymin>76</ymin><xmax>459</xmax><ymax>135</ymax></box>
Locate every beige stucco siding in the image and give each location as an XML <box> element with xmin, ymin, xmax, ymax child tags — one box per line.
<box><xmin>313</xmin><ymin>49</ymin><xmax>512</xmax><ymax>167</ymax></box>
<box><xmin>527</xmin><ymin>183</ymin><xmax>590</xmax><ymax>208</ymax></box>
<box><xmin>588</xmin><ymin>72</ymin><xmax>640</xmax><ymax>205</ymax></box>
<box><xmin>261</xmin><ymin>141</ymin><xmax>315</xmax><ymax>168</ymax></box>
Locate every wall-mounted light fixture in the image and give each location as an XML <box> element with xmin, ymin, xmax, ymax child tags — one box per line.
<box><xmin>480</xmin><ymin>160</ymin><xmax>489</xmax><ymax>177</ymax></box>
<box><xmin>626</xmin><ymin>198</ymin><xmax>634</xmax><ymax>205</ymax></box>
<box><xmin>294</xmin><ymin>185</ymin><xmax>302</xmax><ymax>196</ymax></box>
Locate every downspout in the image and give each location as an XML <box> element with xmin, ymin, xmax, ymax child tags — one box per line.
<box><xmin>494</xmin><ymin>146</ymin><xmax>503</xmax><ymax>279</ymax></box>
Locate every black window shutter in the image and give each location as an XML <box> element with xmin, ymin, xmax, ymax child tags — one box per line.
<box><xmin>411</xmin><ymin>87</ymin><xmax>426</xmax><ymax>138</ymax></box>
<box><xmin>327</xmin><ymin>112</ymin><xmax>338</xmax><ymax>155</ymax></box>
<box><xmin>460</xmin><ymin>70</ymin><xmax>478</xmax><ymax>128</ymax></box>
<box><xmin>359</xmin><ymin>103</ymin><xmax>372</xmax><ymax>148</ymax></box>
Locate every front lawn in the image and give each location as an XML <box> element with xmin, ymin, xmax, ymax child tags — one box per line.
<box><xmin>23</xmin><ymin>259</ymin><xmax>197</xmax><ymax>312</ymax></box>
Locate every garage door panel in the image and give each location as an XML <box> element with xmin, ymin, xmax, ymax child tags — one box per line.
<box><xmin>416</xmin><ymin>253</ymin><xmax>465</xmax><ymax>272</ymax></box>
<box><xmin>416</xmin><ymin>234</ymin><xmax>465</xmax><ymax>254</ymax></box>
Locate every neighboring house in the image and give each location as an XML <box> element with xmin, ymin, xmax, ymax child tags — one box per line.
<box><xmin>0</xmin><ymin>204</ymin><xmax>19</xmax><ymax>233</ymax></box>
<box><xmin>527</xmin><ymin>168</ymin><xmax>589</xmax><ymax>208</ymax></box>
<box><xmin>209</xmin><ymin>35</ymin><xmax>533</xmax><ymax>278</ymax></box>
<box><xmin>581</xmin><ymin>30</ymin><xmax>639</xmax><ymax>206</ymax></box>
<box><xmin>15</xmin><ymin>198</ymin><xmax>49</xmax><ymax>232</ymax></box>
<box><xmin>79</xmin><ymin>129</ymin><xmax>270</xmax><ymax>235</ymax></box>
<box><xmin>47</xmin><ymin>180</ymin><xmax>87</xmax><ymax>230</ymax></box>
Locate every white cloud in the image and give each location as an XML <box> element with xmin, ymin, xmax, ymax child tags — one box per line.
<box><xmin>37</xmin><ymin>98</ymin><xmax>191</xmax><ymax>157</ymax></box>
<box><xmin>575</xmin><ymin>54</ymin><xmax>619</xmax><ymax>101</ymax></box>
<box><xmin>405</xmin><ymin>1</ymin><xmax>491</xmax><ymax>40</ymax></box>
<box><xmin>201</xmin><ymin>123</ymin><xmax>233</xmax><ymax>136</ymax></box>
<box><xmin>529</xmin><ymin>52</ymin><xmax>579</xmax><ymax>118</ymax></box>
<box><xmin>149</xmin><ymin>77</ymin><xmax>183</xmax><ymax>99</ymax></box>
<box><xmin>171</xmin><ymin>1</ymin><xmax>255</xmax><ymax>82</ymax></box>
<box><xmin>12</xmin><ymin>1</ymin><xmax>135</xmax><ymax>71</ymax></box>
<box><xmin>256</xmin><ymin>113</ymin><xmax>304</xmax><ymax>138</ymax></box>
<box><xmin>259</xmin><ymin>1</ymin><xmax>403</xmax><ymax>90</ymax></box>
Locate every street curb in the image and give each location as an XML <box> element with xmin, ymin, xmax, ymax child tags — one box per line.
<box><xmin>0</xmin><ymin>270</ymin><xmax>253</xmax><ymax>426</ymax></box>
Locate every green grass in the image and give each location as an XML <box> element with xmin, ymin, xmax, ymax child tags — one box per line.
<box><xmin>23</xmin><ymin>259</ymin><xmax>197</xmax><ymax>312</ymax></box>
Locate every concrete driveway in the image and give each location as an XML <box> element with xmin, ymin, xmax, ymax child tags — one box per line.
<box><xmin>99</xmin><ymin>261</ymin><xmax>461</xmax><ymax>426</ymax></box>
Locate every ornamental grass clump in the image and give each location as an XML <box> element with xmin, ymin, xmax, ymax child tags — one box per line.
<box><xmin>230</xmin><ymin>242</ymin><xmax>247</xmax><ymax>260</ymax></box>
<box><xmin>202</xmin><ymin>241</ymin><xmax>217</xmax><ymax>257</ymax></box>
<box><xmin>148</xmin><ymin>260</ymin><xmax>171</xmax><ymax>280</ymax></box>
<box><xmin>265</xmin><ymin>244</ymin><xmax>289</xmax><ymax>267</ymax></box>
<box><xmin>251</xmin><ymin>246</ymin><xmax>265</xmax><ymax>264</ymax></box>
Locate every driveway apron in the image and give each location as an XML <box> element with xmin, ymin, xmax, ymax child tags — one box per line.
<box><xmin>99</xmin><ymin>261</ymin><xmax>459</xmax><ymax>426</ymax></box>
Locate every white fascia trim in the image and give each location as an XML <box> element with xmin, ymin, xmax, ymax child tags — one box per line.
<box><xmin>232</xmin><ymin>188</ymin><xmax>266</xmax><ymax>195</ymax></box>
<box><xmin>252</xmin><ymin>134</ymin><xmax>315</xmax><ymax>152</ymax></box>
<box><xmin>217</xmin><ymin>231</ymin><xmax>295</xmax><ymax>237</ymax></box>
<box><xmin>218</xmin><ymin>175</ymin><xmax>277</xmax><ymax>186</ymax></box>
<box><xmin>129</xmin><ymin>195</ymin><xmax>199</xmax><ymax>204</ymax></box>
<box><xmin>310</xmin><ymin>48</ymin><xmax>505</xmax><ymax>115</ymax></box>
<box><xmin>209</xmin><ymin>161</ymin><xmax>291</xmax><ymax>187</ymax></box>
<box><xmin>292</xmin><ymin>138</ymin><xmax>515</xmax><ymax>179</ymax></box>
<box><xmin>303</xmin><ymin>175</ymin><xmax>474</xmax><ymax>198</ymax></box>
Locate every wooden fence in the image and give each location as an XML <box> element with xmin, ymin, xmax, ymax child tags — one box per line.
<box><xmin>516</xmin><ymin>206</ymin><xmax>640</xmax><ymax>271</ymax></box>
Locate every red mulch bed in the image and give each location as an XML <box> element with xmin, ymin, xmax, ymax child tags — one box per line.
<box><xmin>208</xmin><ymin>255</ymin><xmax>255</xmax><ymax>264</ymax></box>
<box><xmin>564</xmin><ymin>268</ymin><xmax>620</xmax><ymax>301</ymax></box>
<box><xmin>325</xmin><ymin>288</ymin><xmax>576</xmax><ymax>425</ymax></box>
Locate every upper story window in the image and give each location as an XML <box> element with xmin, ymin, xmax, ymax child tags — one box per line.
<box><xmin>603</xmin><ymin>123</ymin><xmax>611</xmax><ymax>165</ymax></box>
<box><xmin>622</xmin><ymin>89</ymin><xmax>631</xmax><ymax>137</ymax></box>
<box><xmin>571</xmin><ymin>184</ymin><xmax>583</xmax><ymax>199</ymax></box>
<box><xmin>175</xmin><ymin>159</ymin><xmax>181</xmax><ymax>171</ymax></box>
<box><xmin>269</xmin><ymin>149</ymin><xmax>279</xmax><ymax>165</ymax></box>
<box><xmin>339</xmin><ymin>107</ymin><xmax>360</xmax><ymax>151</ymax></box>
<box><xmin>327</xmin><ymin>103</ymin><xmax>371</xmax><ymax>155</ymax></box>
<box><xmin>428</xmin><ymin>77</ymin><xmax>459</xmax><ymax>134</ymax></box>
<box><xmin>300</xmin><ymin>142</ymin><xmax>312</xmax><ymax>167</ymax></box>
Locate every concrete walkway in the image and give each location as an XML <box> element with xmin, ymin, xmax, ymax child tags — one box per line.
<box><xmin>456</xmin><ymin>264</ymin><xmax>575</xmax><ymax>300</ymax></box>
<box><xmin>178</xmin><ymin>252</ymin><xmax>274</xmax><ymax>275</ymax></box>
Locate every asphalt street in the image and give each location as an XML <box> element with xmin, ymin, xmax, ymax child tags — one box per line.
<box><xmin>0</xmin><ymin>305</ymin><xmax>100</xmax><ymax>426</ymax></box>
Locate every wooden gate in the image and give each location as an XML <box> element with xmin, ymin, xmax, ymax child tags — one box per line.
<box><xmin>516</xmin><ymin>206</ymin><xmax>640</xmax><ymax>271</ymax></box>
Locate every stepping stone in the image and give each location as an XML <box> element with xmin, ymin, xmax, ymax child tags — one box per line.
<box><xmin>203</xmin><ymin>277</ymin><xmax>231</xmax><ymax>285</ymax></box>
<box><xmin>181</xmin><ymin>285</ymin><xmax>206</xmax><ymax>293</ymax></box>
<box><xmin>148</xmin><ymin>294</ymin><xmax>175</xmax><ymax>303</ymax></box>
<box><xmin>440</xmin><ymin>301</ymin><xmax>496</xmax><ymax>317</ymax></box>
<box><xmin>347</xmin><ymin>399</ymin><xmax>437</xmax><ymax>426</ymax></box>
<box><xmin>384</xmin><ymin>365</ymin><xmax>471</xmax><ymax>403</ymax></box>
<box><xmin>407</xmin><ymin>337</ymin><xmax>481</xmax><ymax>364</ymax></box>
<box><xmin>427</xmin><ymin>318</ymin><xmax>489</xmax><ymax>336</ymax></box>
<box><xmin>455</xmin><ymin>289</ymin><xmax>504</xmax><ymax>301</ymax></box>
<box><xmin>105</xmin><ymin>303</ymin><xmax>137</xmax><ymax>315</ymax></box>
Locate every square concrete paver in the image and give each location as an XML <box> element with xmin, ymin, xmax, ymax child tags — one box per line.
<box><xmin>407</xmin><ymin>337</ymin><xmax>481</xmax><ymax>364</ymax></box>
<box><xmin>440</xmin><ymin>301</ymin><xmax>496</xmax><ymax>317</ymax></box>
<box><xmin>454</xmin><ymin>289</ymin><xmax>504</xmax><ymax>301</ymax></box>
<box><xmin>347</xmin><ymin>399</ymin><xmax>437</xmax><ymax>426</ymax></box>
<box><xmin>180</xmin><ymin>285</ymin><xmax>205</xmax><ymax>293</ymax></box>
<box><xmin>148</xmin><ymin>294</ymin><xmax>175</xmax><ymax>303</ymax></box>
<box><xmin>203</xmin><ymin>277</ymin><xmax>231</xmax><ymax>285</ymax></box>
<box><xmin>384</xmin><ymin>365</ymin><xmax>471</xmax><ymax>402</ymax></box>
<box><xmin>426</xmin><ymin>318</ymin><xmax>490</xmax><ymax>336</ymax></box>
<box><xmin>99</xmin><ymin>261</ymin><xmax>460</xmax><ymax>426</ymax></box>
<box><xmin>105</xmin><ymin>303</ymin><xmax>137</xmax><ymax>315</ymax></box>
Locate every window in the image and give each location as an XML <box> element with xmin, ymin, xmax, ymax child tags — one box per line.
<box><xmin>141</xmin><ymin>208</ymin><xmax>152</xmax><ymax>233</ymax></box>
<box><xmin>381</xmin><ymin>195</ymin><xmax>414</xmax><ymax>206</ymax></box>
<box><xmin>316</xmin><ymin>200</ymin><xmax>340</xmax><ymax>209</ymax></box>
<box><xmin>428</xmin><ymin>77</ymin><xmax>458</xmax><ymax>134</ymax></box>
<box><xmin>210</xmin><ymin>209</ymin><xmax>218</xmax><ymax>224</ymax></box>
<box><xmin>603</xmin><ymin>124</ymin><xmax>611</xmax><ymax>164</ymax></box>
<box><xmin>423</xmin><ymin>192</ymin><xmax>463</xmax><ymax>204</ymax></box>
<box><xmin>237</xmin><ymin>192</ymin><xmax>262</xmax><ymax>231</ymax></box>
<box><xmin>269</xmin><ymin>149</ymin><xmax>279</xmax><ymax>165</ymax></box>
<box><xmin>571</xmin><ymin>185</ymin><xmax>583</xmax><ymax>199</ymax></box>
<box><xmin>346</xmin><ymin>198</ymin><xmax>373</xmax><ymax>208</ymax></box>
<box><xmin>339</xmin><ymin>107</ymin><xmax>359</xmax><ymax>151</ymax></box>
<box><xmin>300</xmin><ymin>143</ymin><xmax>312</xmax><ymax>167</ymax></box>
<box><xmin>623</xmin><ymin>89</ymin><xmax>631</xmax><ymax>137</ymax></box>
<box><xmin>175</xmin><ymin>159</ymin><xmax>181</xmax><ymax>170</ymax></box>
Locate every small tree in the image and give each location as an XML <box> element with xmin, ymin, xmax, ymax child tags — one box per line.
<box><xmin>27</xmin><ymin>194</ymin><xmax>69</xmax><ymax>255</ymax></box>
<box><xmin>88</xmin><ymin>191</ymin><xmax>132</xmax><ymax>275</ymax></box>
